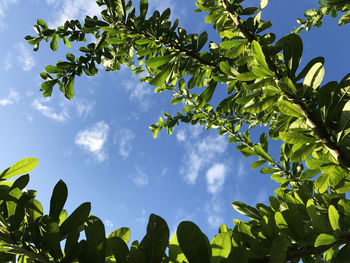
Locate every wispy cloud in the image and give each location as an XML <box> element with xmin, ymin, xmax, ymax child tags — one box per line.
<box><xmin>16</xmin><ymin>42</ymin><xmax>35</xmax><ymax>71</ymax></box>
<box><xmin>0</xmin><ymin>89</ymin><xmax>19</xmax><ymax>106</ymax></box>
<box><xmin>75</xmin><ymin>121</ymin><xmax>109</xmax><ymax>162</ymax></box>
<box><xmin>206</xmin><ymin>163</ymin><xmax>227</xmax><ymax>195</ymax></box>
<box><xmin>32</xmin><ymin>99</ymin><xmax>69</xmax><ymax>122</ymax></box>
<box><xmin>114</xmin><ymin>128</ymin><xmax>135</xmax><ymax>160</ymax></box>
<box><xmin>178</xmin><ymin>127</ymin><xmax>228</xmax><ymax>185</ymax></box>
<box><xmin>74</xmin><ymin>98</ymin><xmax>95</xmax><ymax>119</ymax></box>
<box><xmin>122</xmin><ymin>78</ymin><xmax>153</xmax><ymax>111</ymax></box>
<box><xmin>130</xmin><ymin>166</ymin><xmax>148</xmax><ymax>186</ymax></box>
<box><xmin>46</xmin><ymin>0</ymin><xmax>102</xmax><ymax>28</ymax></box>
<box><xmin>205</xmin><ymin>196</ymin><xmax>224</xmax><ymax>229</ymax></box>
<box><xmin>0</xmin><ymin>0</ymin><xmax>18</xmax><ymax>30</ymax></box>
<box><xmin>3</xmin><ymin>43</ymin><xmax>35</xmax><ymax>72</ymax></box>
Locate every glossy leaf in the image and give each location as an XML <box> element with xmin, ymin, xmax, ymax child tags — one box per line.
<box><xmin>0</xmin><ymin>158</ymin><xmax>39</xmax><ymax>181</ymax></box>
<box><xmin>314</xmin><ymin>233</ymin><xmax>336</xmax><ymax>247</ymax></box>
<box><xmin>177</xmin><ymin>221</ymin><xmax>211</xmax><ymax>263</ymax></box>
<box><xmin>145</xmin><ymin>55</ymin><xmax>173</xmax><ymax>69</ymax></box>
<box><xmin>328</xmin><ymin>205</ymin><xmax>340</xmax><ymax>231</ymax></box>
<box><xmin>232</xmin><ymin>201</ymin><xmax>261</xmax><ymax>220</ymax></box>
<box><xmin>49</xmin><ymin>180</ymin><xmax>68</xmax><ymax>222</ymax></box>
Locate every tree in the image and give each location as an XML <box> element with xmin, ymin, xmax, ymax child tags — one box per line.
<box><xmin>1</xmin><ymin>0</ymin><xmax>350</xmax><ymax>262</ymax></box>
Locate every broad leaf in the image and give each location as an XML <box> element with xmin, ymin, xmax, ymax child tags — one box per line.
<box><xmin>49</xmin><ymin>180</ymin><xmax>68</xmax><ymax>222</ymax></box>
<box><xmin>0</xmin><ymin>158</ymin><xmax>39</xmax><ymax>181</ymax></box>
<box><xmin>314</xmin><ymin>233</ymin><xmax>336</xmax><ymax>247</ymax></box>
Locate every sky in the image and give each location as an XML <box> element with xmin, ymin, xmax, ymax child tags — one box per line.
<box><xmin>0</xmin><ymin>0</ymin><xmax>349</xmax><ymax>242</ymax></box>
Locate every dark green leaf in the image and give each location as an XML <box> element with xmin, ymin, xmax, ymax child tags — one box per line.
<box><xmin>145</xmin><ymin>55</ymin><xmax>173</xmax><ymax>69</ymax></box>
<box><xmin>85</xmin><ymin>216</ymin><xmax>106</xmax><ymax>263</ymax></box>
<box><xmin>49</xmin><ymin>180</ymin><xmax>68</xmax><ymax>222</ymax></box>
<box><xmin>290</xmin><ymin>143</ymin><xmax>316</xmax><ymax>162</ymax></box>
<box><xmin>232</xmin><ymin>201</ymin><xmax>261</xmax><ymax>220</ymax></box>
<box><xmin>177</xmin><ymin>221</ymin><xmax>211</xmax><ymax>263</ymax></box>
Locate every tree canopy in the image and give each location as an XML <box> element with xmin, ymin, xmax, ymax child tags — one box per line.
<box><xmin>1</xmin><ymin>0</ymin><xmax>350</xmax><ymax>262</ymax></box>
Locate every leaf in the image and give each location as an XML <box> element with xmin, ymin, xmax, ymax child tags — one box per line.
<box><xmin>328</xmin><ymin>205</ymin><xmax>340</xmax><ymax>231</ymax></box>
<box><xmin>253</xmin><ymin>145</ymin><xmax>274</xmax><ymax>163</ymax></box>
<box><xmin>314</xmin><ymin>233</ymin><xmax>336</xmax><ymax>247</ymax></box>
<box><xmin>244</xmin><ymin>95</ymin><xmax>279</xmax><ymax>113</ymax></box>
<box><xmin>169</xmin><ymin>233</ymin><xmax>187</xmax><ymax>263</ymax></box>
<box><xmin>290</xmin><ymin>143</ymin><xmax>316</xmax><ymax>162</ymax></box>
<box><xmin>85</xmin><ymin>216</ymin><xmax>106</xmax><ymax>263</ymax></box>
<box><xmin>220</xmin><ymin>40</ymin><xmax>245</xmax><ymax>50</ymax></box>
<box><xmin>145</xmin><ymin>55</ymin><xmax>173</xmax><ymax>69</ymax></box>
<box><xmin>303</xmin><ymin>62</ymin><xmax>325</xmax><ymax>90</ymax></box>
<box><xmin>320</xmin><ymin>164</ymin><xmax>347</xmax><ymax>187</ymax></box>
<box><xmin>199</xmin><ymin>82</ymin><xmax>217</xmax><ymax>107</ymax></box>
<box><xmin>50</xmin><ymin>35</ymin><xmax>59</xmax><ymax>51</ymax></box>
<box><xmin>279</xmin><ymin>131</ymin><xmax>315</xmax><ymax>144</ymax></box>
<box><xmin>45</xmin><ymin>65</ymin><xmax>64</xmax><ymax>74</ymax></box>
<box><xmin>236</xmin><ymin>72</ymin><xmax>257</xmax><ymax>81</ymax></box>
<box><xmin>198</xmin><ymin>31</ymin><xmax>208</xmax><ymax>51</ymax></box>
<box><xmin>37</xmin><ymin>19</ymin><xmax>48</xmax><ymax>28</ymax></box>
<box><xmin>60</xmin><ymin>202</ymin><xmax>91</xmax><ymax>239</ymax></box>
<box><xmin>282</xmin><ymin>34</ymin><xmax>303</xmax><ymax>77</ymax></box>
<box><xmin>106</xmin><ymin>237</ymin><xmax>128</xmax><ymax>263</ymax></box>
<box><xmin>49</xmin><ymin>180</ymin><xmax>68</xmax><ymax>222</ymax></box>
<box><xmin>108</xmin><ymin>227</ymin><xmax>130</xmax><ymax>245</ymax></box>
<box><xmin>65</xmin><ymin>75</ymin><xmax>75</xmax><ymax>100</ymax></box>
<box><xmin>277</xmin><ymin>100</ymin><xmax>304</xmax><ymax>117</ymax></box>
<box><xmin>269</xmin><ymin>234</ymin><xmax>290</xmax><ymax>263</ymax></box>
<box><xmin>314</xmin><ymin>173</ymin><xmax>329</xmax><ymax>193</ymax></box>
<box><xmin>274</xmin><ymin>211</ymin><xmax>288</xmax><ymax>229</ymax></box>
<box><xmin>149</xmin><ymin>68</ymin><xmax>171</xmax><ymax>86</ymax></box>
<box><xmin>296</xmin><ymin>57</ymin><xmax>324</xmax><ymax>81</ymax></box>
<box><xmin>177</xmin><ymin>221</ymin><xmax>211</xmax><ymax>263</ymax></box>
<box><xmin>219</xmin><ymin>61</ymin><xmax>235</xmax><ymax>77</ymax></box>
<box><xmin>251</xmin><ymin>40</ymin><xmax>270</xmax><ymax>72</ymax></box>
<box><xmin>211</xmin><ymin>231</ymin><xmax>232</xmax><ymax>263</ymax></box>
<box><xmin>139</xmin><ymin>214</ymin><xmax>169</xmax><ymax>263</ymax></box>
<box><xmin>0</xmin><ymin>158</ymin><xmax>39</xmax><ymax>181</ymax></box>
<box><xmin>140</xmin><ymin>0</ymin><xmax>148</xmax><ymax>18</ymax></box>
<box><xmin>260</xmin><ymin>0</ymin><xmax>268</xmax><ymax>9</ymax></box>
<box><xmin>251</xmin><ymin>160</ymin><xmax>266</xmax><ymax>169</ymax></box>
<box><xmin>232</xmin><ymin>201</ymin><xmax>261</xmax><ymax>220</ymax></box>
<box><xmin>39</xmin><ymin>216</ymin><xmax>63</xmax><ymax>261</ymax></box>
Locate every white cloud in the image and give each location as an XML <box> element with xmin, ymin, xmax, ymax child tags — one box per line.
<box><xmin>0</xmin><ymin>0</ymin><xmax>18</xmax><ymax>30</ymax></box>
<box><xmin>15</xmin><ymin>42</ymin><xmax>35</xmax><ymax>71</ymax></box>
<box><xmin>104</xmin><ymin>219</ymin><xmax>114</xmax><ymax>229</ymax></box>
<box><xmin>135</xmin><ymin>209</ymin><xmax>147</xmax><ymax>224</ymax></box>
<box><xmin>74</xmin><ymin>98</ymin><xmax>95</xmax><ymax>119</ymax></box>
<box><xmin>115</xmin><ymin>129</ymin><xmax>135</xmax><ymax>159</ymax></box>
<box><xmin>3</xmin><ymin>52</ymin><xmax>13</xmax><ymax>71</ymax></box>
<box><xmin>32</xmin><ymin>99</ymin><xmax>69</xmax><ymax>122</ymax></box>
<box><xmin>238</xmin><ymin>159</ymin><xmax>245</xmax><ymax>178</ymax></box>
<box><xmin>176</xmin><ymin>129</ymin><xmax>186</xmax><ymax>142</ymax></box>
<box><xmin>75</xmin><ymin>121</ymin><xmax>109</xmax><ymax>162</ymax></box>
<box><xmin>206</xmin><ymin>163</ymin><xmax>227</xmax><ymax>195</ymax></box>
<box><xmin>180</xmin><ymin>133</ymin><xmax>228</xmax><ymax>185</ymax></box>
<box><xmin>205</xmin><ymin>196</ymin><xmax>224</xmax><ymax>229</ymax></box>
<box><xmin>130</xmin><ymin>166</ymin><xmax>148</xmax><ymax>186</ymax></box>
<box><xmin>47</xmin><ymin>0</ymin><xmax>102</xmax><ymax>28</ymax></box>
<box><xmin>0</xmin><ymin>89</ymin><xmax>19</xmax><ymax>106</ymax></box>
<box><xmin>122</xmin><ymin>79</ymin><xmax>153</xmax><ymax>111</ymax></box>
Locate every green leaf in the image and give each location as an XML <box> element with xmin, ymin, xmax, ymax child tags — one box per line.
<box><xmin>211</xmin><ymin>231</ymin><xmax>232</xmax><ymax>263</ymax></box>
<box><xmin>12</xmin><ymin>174</ymin><xmax>29</xmax><ymax>190</ymax></box>
<box><xmin>253</xmin><ymin>145</ymin><xmax>274</xmax><ymax>163</ymax></box>
<box><xmin>300</xmin><ymin>169</ymin><xmax>319</xmax><ymax>180</ymax></box>
<box><xmin>314</xmin><ymin>233</ymin><xmax>336</xmax><ymax>247</ymax></box>
<box><xmin>108</xmin><ymin>227</ymin><xmax>130</xmax><ymax>245</ymax></box>
<box><xmin>260</xmin><ymin>0</ymin><xmax>268</xmax><ymax>9</ymax></box>
<box><xmin>278</xmin><ymin>77</ymin><xmax>297</xmax><ymax>95</ymax></box>
<box><xmin>0</xmin><ymin>158</ymin><xmax>39</xmax><ymax>181</ymax></box>
<box><xmin>106</xmin><ymin>237</ymin><xmax>128</xmax><ymax>263</ymax></box>
<box><xmin>269</xmin><ymin>234</ymin><xmax>290</xmax><ymax>263</ymax></box>
<box><xmin>140</xmin><ymin>0</ymin><xmax>148</xmax><ymax>18</ymax></box>
<box><xmin>320</xmin><ymin>164</ymin><xmax>347</xmax><ymax>187</ymax></box>
<box><xmin>50</xmin><ymin>35</ymin><xmax>59</xmax><ymax>51</ymax></box>
<box><xmin>65</xmin><ymin>75</ymin><xmax>75</xmax><ymax>100</ymax></box>
<box><xmin>303</xmin><ymin>62</ymin><xmax>325</xmax><ymax>90</ymax></box>
<box><xmin>274</xmin><ymin>211</ymin><xmax>288</xmax><ymax>229</ymax></box>
<box><xmin>260</xmin><ymin>167</ymin><xmax>279</xmax><ymax>174</ymax></box>
<box><xmin>244</xmin><ymin>95</ymin><xmax>279</xmax><ymax>113</ymax></box>
<box><xmin>232</xmin><ymin>201</ymin><xmax>261</xmax><ymax>220</ymax></box>
<box><xmin>37</xmin><ymin>19</ymin><xmax>48</xmax><ymax>28</ymax></box>
<box><xmin>145</xmin><ymin>55</ymin><xmax>173</xmax><ymax>69</ymax></box>
<box><xmin>199</xmin><ymin>82</ymin><xmax>217</xmax><ymax>107</ymax></box>
<box><xmin>139</xmin><ymin>214</ymin><xmax>169</xmax><ymax>263</ymax></box>
<box><xmin>219</xmin><ymin>61</ymin><xmax>235</xmax><ymax>77</ymax></box>
<box><xmin>314</xmin><ymin>173</ymin><xmax>329</xmax><ymax>193</ymax></box>
<box><xmin>251</xmin><ymin>40</ymin><xmax>270</xmax><ymax>71</ymax></box>
<box><xmin>296</xmin><ymin>57</ymin><xmax>324</xmax><ymax>81</ymax></box>
<box><xmin>49</xmin><ymin>180</ymin><xmax>68</xmax><ymax>222</ymax></box>
<box><xmin>282</xmin><ymin>34</ymin><xmax>303</xmax><ymax>77</ymax></box>
<box><xmin>236</xmin><ymin>72</ymin><xmax>257</xmax><ymax>81</ymax></box>
<box><xmin>39</xmin><ymin>216</ymin><xmax>63</xmax><ymax>261</ymax></box>
<box><xmin>177</xmin><ymin>221</ymin><xmax>211</xmax><ymax>263</ymax></box>
<box><xmin>60</xmin><ymin>202</ymin><xmax>91</xmax><ymax>239</ymax></box>
<box><xmin>220</xmin><ymin>40</ymin><xmax>245</xmax><ymax>50</ymax></box>
<box><xmin>169</xmin><ymin>233</ymin><xmax>187</xmax><ymax>263</ymax></box>
<box><xmin>277</xmin><ymin>100</ymin><xmax>304</xmax><ymax>117</ymax></box>
<box><xmin>45</xmin><ymin>65</ymin><xmax>64</xmax><ymax>74</ymax></box>
<box><xmin>149</xmin><ymin>68</ymin><xmax>171</xmax><ymax>86</ymax></box>
<box><xmin>251</xmin><ymin>160</ymin><xmax>266</xmax><ymax>169</ymax></box>
<box><xmin>198</xmin><ymin>31</ymin><xmax>208</xmax><ymax>51</ymax></box>
<box><xmin>85</xmin><ymin>216</ymin><xmax>106</xmax><ymax>263</ymax></box>
<box><xmin>279</xmin><ymin>131</ymin><xmax>315</xmax><ymax>144</ymax></box>
<box><xmin>290</xmin><ymin>143</ymin><xmax>316</xmax><ymax>162</ymax></box>
<box><xmin>328</xmin><ymin>205</ymin><xmax>340</xmax><ymax>231</ymax></box>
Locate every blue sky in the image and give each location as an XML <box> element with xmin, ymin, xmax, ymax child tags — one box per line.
<box><xmin>0</xmin><ymin>0</ymin><xmax>349</xmax><ymax>241</ymax></box>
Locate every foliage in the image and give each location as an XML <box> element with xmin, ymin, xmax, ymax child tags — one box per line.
<box><xmin>1</xmin><ymin>0</ymin><xmax>350</xmax><ymax>262</ymax></box>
